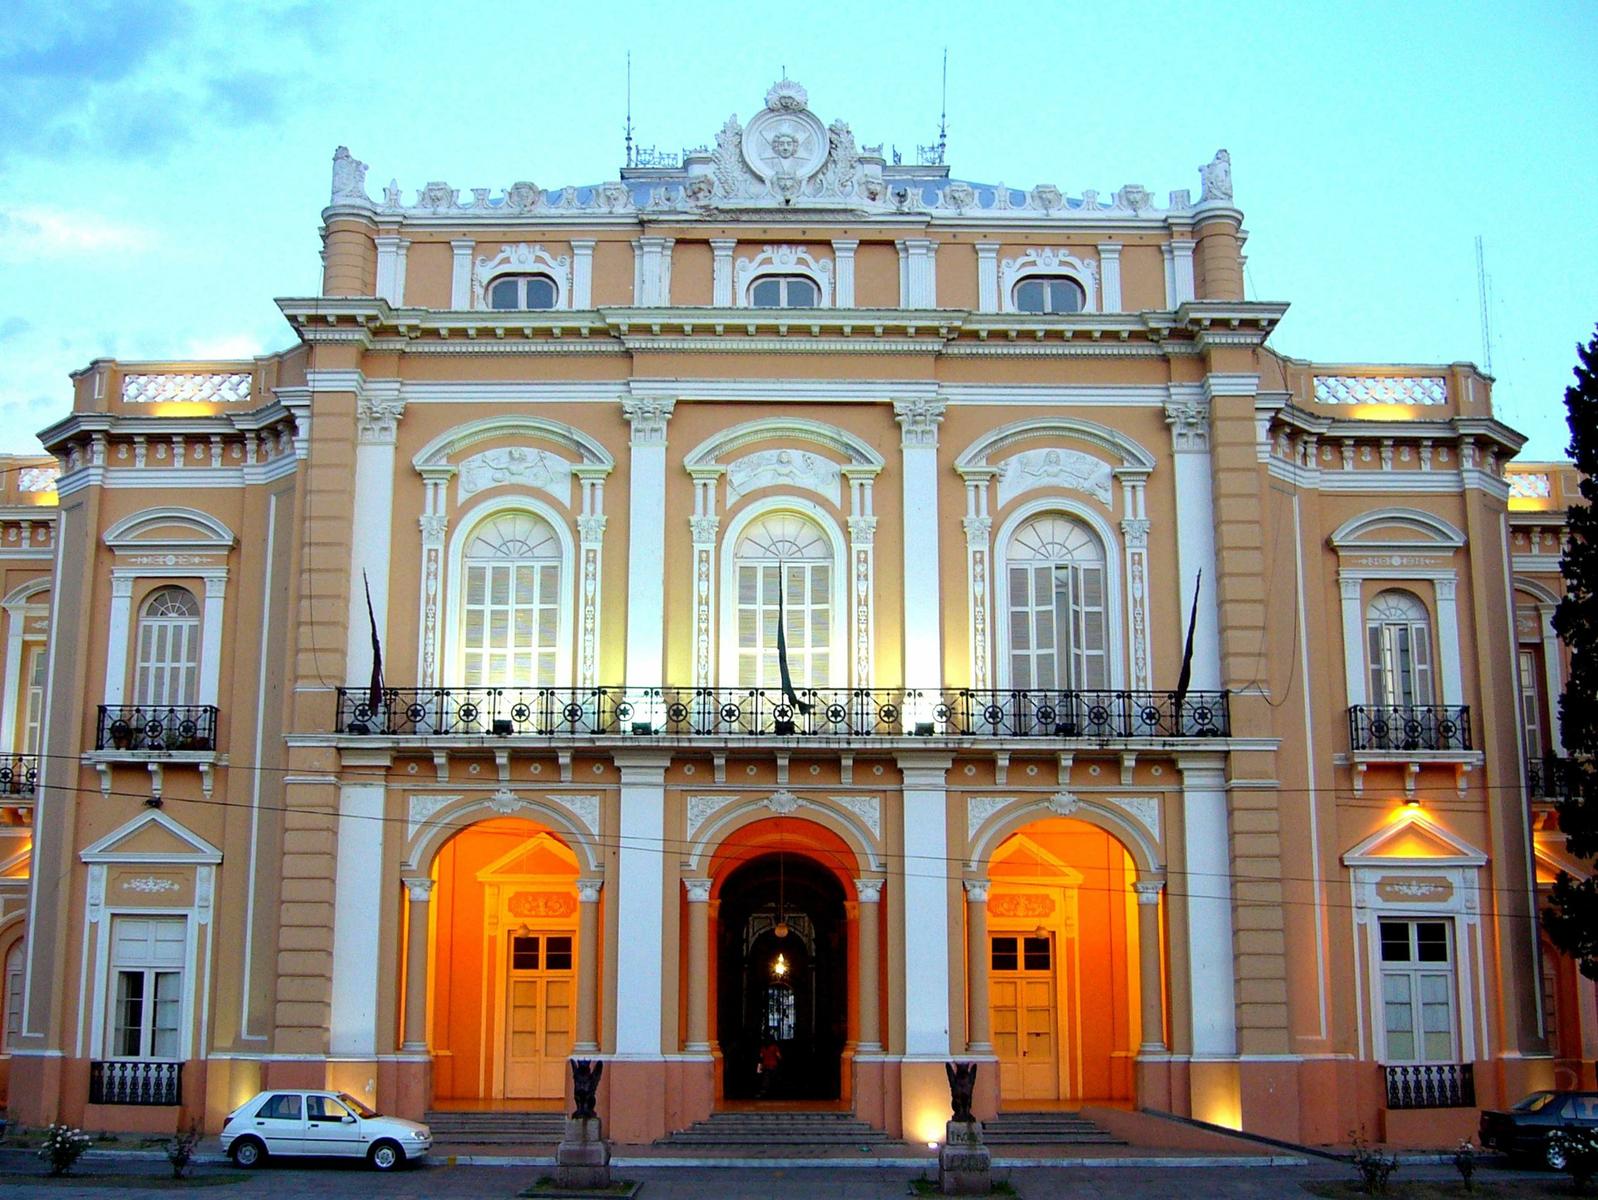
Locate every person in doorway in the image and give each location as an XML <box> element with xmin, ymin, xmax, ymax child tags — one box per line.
<box><xmin>756</xmin><ymin>1032</ymin><xmax>782</xmax><ymax>1097</ymax></box>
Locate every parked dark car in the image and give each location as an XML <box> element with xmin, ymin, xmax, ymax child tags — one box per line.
<box><xmin>1480</xmin><ymin>1091</ymin><xmax>1598</xmax><ymax>1168</ymax></box>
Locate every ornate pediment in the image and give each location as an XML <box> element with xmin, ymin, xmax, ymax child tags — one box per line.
<box><xmin>1342</xmin><ymin>811</ymin><xmax>1487</xmax><ymax>867</ymax></box>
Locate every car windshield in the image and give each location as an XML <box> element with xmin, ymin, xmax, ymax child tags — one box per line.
<box><xmin>1513</xmin><ymin>1092</ymin><xmax>1557</xmax><ymax>1112</ymax></box>
<box><xmin>337</xmin><ymin>1092</ymin><xmax>379</xmax><ymax>1118</ymax></box>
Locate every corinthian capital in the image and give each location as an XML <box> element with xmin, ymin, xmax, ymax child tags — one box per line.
<box><xmin>622</xmin><ymin>397</ymin><xmax>676</xmax><ymax>447</ymax></box>
<box><xmin>356</xmin><ymin>390</ymin><xmax>406</xmax><ymax>444</ymax></box>
<box><xmin>893</xmin><ymin>397</ymin><xmax>946</xmax><ymax>449</ymax></box>
<box><xmin>1164</xmin><ymin>397</ymin><xmax>1210</xmax><ymax>453</ymax></box>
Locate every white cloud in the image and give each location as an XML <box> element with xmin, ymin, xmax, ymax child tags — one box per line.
<box><xmin>0</xmin><ymin>205</ymin><xmax>154</xmax><ymax>261</ymax></box>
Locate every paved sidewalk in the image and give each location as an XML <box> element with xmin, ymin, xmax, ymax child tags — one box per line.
<box><xmin>0</xmin><ymin>1154</ymin><xmax>1554</xmax><ymax>1199</ymax></box>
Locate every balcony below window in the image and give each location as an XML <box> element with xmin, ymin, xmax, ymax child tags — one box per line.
<box><xmin>1349</xmin><ymin>705</ymin><xmax>1472</xmax><ymax>752</ymax></box>
<box><xmin>334</xmin><ymin>686</ymin><xmax>1230</xmax><ymax>741</ymax></box>
<box><xmin>96</xmin><ymin>706</ymin><xmax>218</xmax><ymax>753</ymax></box>
<box><xmin>0</xmin><ymin>753</ymin><xmax>36</xmax><ymax>797</ymax></box>
<box><xmin>1383</xmin><ymin>1062</ymin><xmax>1475</xmax><ymax>1110</ymax></box>
<box><xmin>1527</xmin><ymin>754</ymin><xmax>1573</xmax><ymax>801</ymax></box>
<box><xmin>89</xmin><ymin>1059</ymin><xmax>183</xmax><ymax>1106</ymax></box>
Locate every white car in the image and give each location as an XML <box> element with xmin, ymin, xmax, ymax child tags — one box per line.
<box><xmin>220</xmin><ymin>1089</ymin><xmax>431</xmax><ymax>1170</ymax></box>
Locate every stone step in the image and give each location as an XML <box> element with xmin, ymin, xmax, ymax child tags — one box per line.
<box><xmin>659</xmin><ymin>1111</ymin><xmax>891</xmax><ymax>1147</ymax></box>
<box><xmin>981</xmin><ymin>1111</ymin><xmax>1125</xmax><ymax>1146</ymax></box>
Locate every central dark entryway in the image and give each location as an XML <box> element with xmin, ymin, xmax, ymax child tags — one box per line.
<box><xmin>716</xmin><ymin>852</ymin><xmax>847</xmax><ymax>1101</ymax></box>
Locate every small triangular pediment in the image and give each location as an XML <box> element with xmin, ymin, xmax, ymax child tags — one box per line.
<box><xmin>81</xmin><ymin>810</ymin><xmax>221</xmax><ymax>864</ymax></box>
<box><xmin>1535</xmin><ymin>835</ymin><xmax>1589</xmax><ymax>884</ymax></box>
<box><xmin>477</xmin><ymin>831</ymin><xmax>578</xmax><ymax>882</ymax></box>
<box><xmin>0</xmin><ymin>840</ymin><xmax>30</xmax><ymax>878</ymax></box>
<box><xmin>989</xmin><ymin>833</ymin><xmax>1086</xmax><ymax>885</ymax></box>
<box><xmin>1343</xmin><ymin>811</ymin><xmax>1486</xmax><ymax>868</ymax></box>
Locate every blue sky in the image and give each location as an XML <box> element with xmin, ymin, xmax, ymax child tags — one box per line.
<box><xmin>1</xmin><ymin>0</ymin><xmax>1593</xmax><ymax>458</ymax></box>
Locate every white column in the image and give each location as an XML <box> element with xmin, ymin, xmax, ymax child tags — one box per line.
<box><xmin>614</xmin><ymin>754</ymin><xmax>670</xmax><ymax>1056</ymax></box>
<box><xmin>1338</xmin><ymin>575</ymin><xmax>1367</xmax><ymax>708</ymax></box>
<box><xmin>345</xmin><ymin>384</ymin><xmax>404</xmax><ymax>686</ymax></box>
<box><xmin>896</xmin><ymin>239</ymin><xmax>939</xmax><ymax>307</ymax></box>
<box><xmin>1434</xmin><ymin>576</ymin><xmax>1465</xmax><ymax>706</ymax></box>
<box><xmin>633</xmin><ymin>237</ymin><xmax>675</xmax><ymax>305</ymax></box>
<box><xmin>1165</xmin><ymin>395</ymin><xmax>1221</xmax><ymax>691</ymax></box>
<box><xmin>570</xmin><ymin>239</ymin><xmax>595</xmax><ymax>309</ymax></box>
<box><xmin>416</xmin><ymin>475</ymin><xmax>450</xmax><ymax>691</ymax></box>
<box><xmin>373</xmin><ymin>235</ymin><xmax>409</xmax><ymax>305</ymax></box>
<box><xmin>1098</xmin><ymin>242</ymin><xmax>1123</xmax><ymax>313</ymax></box>
<box><xmin>1541</xmin><ymin>606</ymin><xmax>1565</xmax><ymax>753</ymax></box>
<box><xmin>894</xmin><ymin>399</ymin><xmax>946</xmax><ymax>693</ymax></box>
<box><xmin>832</xmin><ymin>239</ymin><xmax>858</xmax><ymax>307</ymax></box>
<box><xmin>575</xmin><ymin>471</ymin><xmax>608</xmax><ymax>689</ymax></box>
<box><xmin>450</xmin><ymin>239</ymin><xmax>474</xmax><ymax>309</ymax></box>
<box><xmin>198</xmin><ymin>575</ymin><xmax>226</xmax><ymax>708</ymax></box>
<box><xmin>710</xmin><ymin>239</ymin><xmax>736</xmax><ymax>306</ymax></box>
<box><xmin>401</xmin><ymin>877</ymin><xmax>432</xmax><ymax>1050</ymax></box>
<box><xmin>689</xmin><ymin>472</ymin><xmax>720</xmax><ymax>688</ymax></box>
<box><xmin>975</xmin><ymin>243</ymin><xmax>999</xmax><ymax>313</ymax></box>
<box><xmin>900</xmin><ymin>755</ymin><xmax>952</xmax><ymax>1056</ymax></box>
<box><xmin>330</xmin><ymin>781</ymin><xmax>385</xmax><ymax>1055</ymax></box>
<box><xmin>1161</xmin><ymin>245</ymin><xmax>1177</xmax><ymax>310</ymax></box>
<box><xmin>0</xmin><ymin>607</ymin><xmax>24</xmax><ymax>752</ymax></box>
<box><xmin>623</xmin><ymin>398</ymin><xmax>675</xmax><ymax>691</ymax></box>
<box><xmin>1177</xmin><ymin>757</ymin><xmax>1237</xmax><ymax>1057</ymax></box>
<box><xmin>104</xmin><ymin>575</ymin><xmax>135</xmax><ymax>706</ymax></box>
<box><xmin>1172</xmin><ymin>239</ymin><xmax>1197</xmax><ymax>304</ymax></box>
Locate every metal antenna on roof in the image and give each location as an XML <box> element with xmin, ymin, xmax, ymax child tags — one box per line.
<box><xmin>624</xmin><ymin>51</ymin><xmax>635</xmax><ymax>169</ymax></box>
<box><xmin>937</xmin><ymin>47</ymin><xmax>949</xmax><ymax>163</ymax></box>
<box><xmin>1475</xmin><ymin>235</ymin><xmax>1493</xmax><ymax>375</ymax></box>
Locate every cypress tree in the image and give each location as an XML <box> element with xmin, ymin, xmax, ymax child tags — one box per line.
<box><xmin>1546</xmin><ymin>325</ymin><xmax>1598</xmax><ymax>979</ymax></box>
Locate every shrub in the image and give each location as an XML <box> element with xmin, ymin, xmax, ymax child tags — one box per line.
<box><xmin>1349</xmin><ymin>1131</ymin><xmax>1400</xmax><ymax>1195</ymax></box>
<box><xmin>1549</xmin><ymin>1125</ymin><xmax>1598</xmax><ymax>1193</ymax></box>
<box><xmin>37</xmin><ymin>1123</ymin><xmax>93</xmax><ymax>1176</ymax></box>
<box><xmin>166</xmin><ymin>1122</ymin><xmax>203</xmax><ymax>1179</ymax></box>
<box><xmin>1452</xmin><ymin>1138</ymin><xmax>1477</xmax><ymax>1191</ymax></box>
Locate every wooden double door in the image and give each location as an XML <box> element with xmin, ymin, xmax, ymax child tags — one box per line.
<box><xmin>990</xmin><ymin>932</ymin><xmax>1060</xmax><ymax>1101</ymax></box>
<box><xmin>503</xmin><ymin>931</ymin><xmax>575</xmax><ymax>1098</ymax></box>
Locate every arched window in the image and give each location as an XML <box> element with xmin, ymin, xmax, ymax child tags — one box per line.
<box><xmin>487</xmin><ymin>274</ymin><xmax>557</xmax><ymax>311</ymax></box>
<box><xmin>733</xmin><ymin>512</ymin><xmax>832</xmax><ymax>688</ymax></box>
<box><xmin>1005</xmin><ymin>515</ymin><xmax>1107</xmax><ymax>691</ymax></box>
<box><xmin>461</xmin><ymin>513</ymin><xmax>562</xmax><ymax>687</ymax></box>
<box><xmin>1366</xmin><ymin>590</ymin><xmax>1434</xmax><ymax>708</ymax></box>
<box><xmin>135</xmin><ymin>587</ymin><xmax>200</xmax><ymax>707</ymax></box>
<box><xmin>1014</xmin><ymin>276</ymin><xmax>1086</xmax><ymax>315</ymax></box>
<box><xmin>749</xmin><ymin>276</ymin><xmax>819</xmax><ymax>308</ymax></box>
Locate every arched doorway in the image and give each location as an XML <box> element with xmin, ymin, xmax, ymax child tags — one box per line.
<box><xmin>986</xmin><ymin>818</ymin><xmax>1141</xmax><ymax>1106</ymax></box>
<box><xmin>716</xmin><ymin>850</ymin><xmax>849</xmax><ymax>1102</ymax></box>
<box><xmin>427</xmin><ymin>816</ymin><xmax>580</xmax><ymax>1105</ymax></box>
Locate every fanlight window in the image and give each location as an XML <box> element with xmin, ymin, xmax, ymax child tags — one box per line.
<box><xmin>462</xmin><ymin>512</ymin><xmax>562</xmax><ymax>687</ymax></box>
<box><xmin>487</xmin><ymin>274</ymin><xmax>558</xmax><ymax>311</ymax></box>
<box><xmin>734</xmin><ymin>512</ymin><xmax>832</xmax><ymax>689</ymax></box>
<box><xmin>1014</xmin><ymin>276</ymin><xmax>1086</xmax><ymax>315</ymax></box>
<box><xmin>135</xmin><ymin>586</ymin><xmax>201</xmax><ymax>707</ymax></box>
<box><xmin>749</xmin><ymin>275</ymin><xmax>819</xmax><ymax>308</ymax></box>
<box><xmin>1006</xmin><ymin>515</ymin><xmax>1107</xmax><ymax>691</ymax></box>
<box><xmin>1366</xmin><ymin>589</ymin><xmax>1434</xmax><ymax>708</ymax></box>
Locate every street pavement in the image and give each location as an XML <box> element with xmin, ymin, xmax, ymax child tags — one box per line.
<box><xmin>0</xmin><ymin>1152</ymin><xmax>1559</xmax><ymax>1199</ymax></box>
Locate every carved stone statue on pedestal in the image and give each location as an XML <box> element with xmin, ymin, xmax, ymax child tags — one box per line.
<box><xmin>556</xmin><ymin>1058</ymin><xmax>611</xmax><ymax>1189</ymax></box>
<box><xmin>937</xmin><ymin>1061</ymin><xmax>991</xmax><ymax>1196</ymax></box>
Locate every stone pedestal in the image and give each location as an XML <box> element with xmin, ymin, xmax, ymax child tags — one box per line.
<box><xmin>555</xmin><ymin>1116</ymin><xmax>611</xmax><ymax>1189</ymax></box>
<box><xmin>937</xmin><ymin>1119</ymin><xmax>991</xmax><ymax>1195</ymax></box>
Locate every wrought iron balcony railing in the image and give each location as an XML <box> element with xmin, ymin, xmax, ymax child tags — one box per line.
<box><xmin>1383</xmin><ymin>1062</ymin><xmax>1475</xmax><ymax>1110</ymax></box>
<box><xmin>96</xmin><ymin>705</ymin><xmax>219</xmax><ymax>752</ymax></box>
<box><xmin>1527</xmin><ymin>753</ymin><xmax>1574</xmax><ymax>800</ymax></box>
<box><xmin>0</xmin><ymin>753</ymin><xmax>36</xmax><ymax>797</ymax></box>
<box><xmin>1348</xmin><ymin>705</ymin><xmax>1471</xmax><ymax>753</ymax></box>
<box><xmin>89</xmin><ymin>1059</ymin><xmax>183</xmax><ymax>1106</ymax></box>
<box><xmin>335</xmin><ymin>686</ymin><xmax>1230</xmax><ymax>740</ymax></box>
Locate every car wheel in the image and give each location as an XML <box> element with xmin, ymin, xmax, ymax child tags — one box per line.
<box><xmin>368</xmin><ymin>1139</ymin><xmax>403</xmax><ymax>1171</ymax></box>
<box><xmin>1547</xmin><ymin>1140</ymin><xmax>1569</xmax><ymax>1172</ymax></box>
<box><xmin>230</xmin><ymin>1137</ymin><xmax>266</xmax><ymax>1168</ymax></box>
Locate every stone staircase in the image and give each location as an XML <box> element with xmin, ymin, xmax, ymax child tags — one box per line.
<box><xmin>980</xmin><ymin>1110</ymin><xmax>1125</xmax><ymax>1146</ymax></box>
<box><xmin>423</xmin><ymin>1109</ymin><xmax>566</xmax><ymax>1147</ymax></box>
<box><xmin>657</xmin><ymin>1110</ymin><xmax>895</xmax><ymax>1149</ymax></box>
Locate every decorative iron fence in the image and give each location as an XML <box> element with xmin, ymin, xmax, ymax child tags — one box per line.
<box><xmin>1348</xmin><ymin>705</ymin><xmax>1471</xmax><ymax>752</ymax></box>
<box><xmin>1383</xmin><ymin>1062</ymin><xmax>1475</xmax><ymax>1109</ymax></box>
<box><xmin>1527</xmin><ymin>754</ymin><xmax>1574</xmax><ymax>800</ymax></box>
<box><xmin>335</xmin><ymin>686</ymin><xmax>1229</xmax><ymax>740</ymax></box>
<box><xmin>96</xmin><ymin>705</ymin><xmax>219</xmax><ymax>752</ymax></box>
<box><xmin>0</xmin><ymin>753</ymin><xmax>36</xmax><ymax>797</ymax></box>
<box><xmin>89</xmin><ymin>1059</ymin><xmax>183</xmax><ymax>1106</ymax></box>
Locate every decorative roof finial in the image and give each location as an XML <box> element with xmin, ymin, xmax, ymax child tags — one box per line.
<box><xmin>764</xmin><ymin>78</ymin><xmax>808</xmax><ymax>112</ymax></box>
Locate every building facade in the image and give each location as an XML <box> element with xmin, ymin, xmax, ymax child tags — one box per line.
<box><xmin>1</xmin><ymin>80</ymin><xmax>1591</xmax><ymax>1146</ymax></box>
